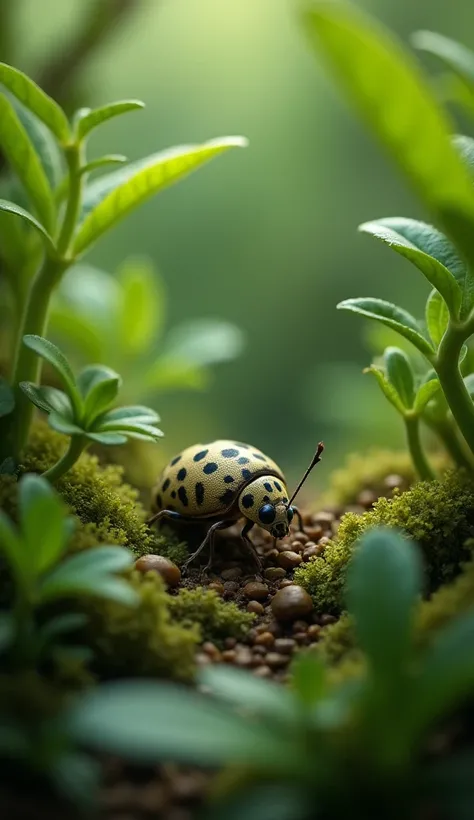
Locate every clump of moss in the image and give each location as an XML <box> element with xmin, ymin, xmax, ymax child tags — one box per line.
<box><xmin>86</xmin><ymin>570</ymin><xmax>199</xmax><ymax>682</ymax></box>
<box><xmin>170</xmin><ymin>587</ymin><xmax>255</xmax><ymax>645</ymax></box>
<box><xmin>295</xmin><ymin>470</ymin><xmax>474</xmax><ymax>614</ymax></box>
<box><xmin>316</xmin><ymin>614</ymin><xmax>357</xmax><ymax>667</ymax></box>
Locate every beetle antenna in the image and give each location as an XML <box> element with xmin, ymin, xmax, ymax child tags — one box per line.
<box><xmin>288</xmin><ymin>442</ymin><xmax>324</xmax><ymax>506</ymax></box>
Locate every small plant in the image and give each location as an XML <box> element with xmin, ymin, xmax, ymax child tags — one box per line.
<box><xmin>0</xmin><ymin>472</ymin><xmax>138</xmax><ymax>668</ymax></box>
<box><xmin>65</xmin><ymin>526</ymin><xmax>474</xmax><ymax>818</ymax></box>
<box><xmin>19</xmin><ymin>334</ymin><xmax>163</xmax><ymax>482</ymax></box>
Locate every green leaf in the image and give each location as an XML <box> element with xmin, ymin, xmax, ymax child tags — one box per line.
<box><xmin>66</xmin><ymin>681</ymin><xmax>293</xmax><ymax>769</ymax></box>
<box><xmin>81</xmin><ymin>368</ymin><xmax>121</xmax><ymax>424</ymax></box>
<box><xmin>0</xmin><ymin>377</ymin><xmax>14</xmax><ymax>418</ymax></box>
<box><xmin>302</xmin><ymin>3</ymin><xmax>474</xmax><ymax>273</ymax></box>
<box><xmin>0</xmin><ymin>62</ymin><xmax>70</xmax><ymax>141</ymax></box>
<box><xmin>464</xmin><ymin>374</ymin><xmax>474</xmax><ymax>397</ymax></box>
<box><xmin>364</xmin><ymin>365</ymin><xmax>406</xmax><ymax>414</ymax></box>
<box><xmin>76</xmin><ymin>100</ymin><xmax>144</xmax><ymax>140</ymax></box>
<box><xmin>290</xmin><ymin>652</ymin><xmax>327</xmax><ymax>707</ymax></box>
<box><xmin>20</xmin><ymin>381</ymin><xmax>58</xmax><ymax>414</ymax></box>
<box><xmin>425</xmin><ymin>289</ymin><xmax>449</xmax><ymax>347</ymax></box>
<box><xmin>98</xmin><ymin>405</ymin><xmax>160</xmax><ymax>425</ymax></box>
<box><xmin>338</xmin><ymin>298</ymin><xmax>435</xmax><ymax>359</ymax></box>
<box><xmin>74</xmin><ymin>136</ymin><xmax>248</xmax><ymax>255</ymax></box>
<box><xmin>22</xmin><ymin>335</ymin><xmax>80</xmax><ymax>411</ymax></box>
<box><xmin>412</xmin><ymin>31</ymin><xmax>474</xmax><ymax>95</ymax></box>
<box><xmin>202</xmin><ymin>785</ymin><xmax>311</xmax><ymax>820</ymax></box>
<box><xmin>359</xmin><ymin>219</ymin><xmax>463</xmax><ymax>315</ymax></box>
<box><xmin>48</xmin><ymin>412</ymin><xmax>84</xmax><ymax>436</ymax></box>
<box><xmin>161</xmin><ymin>319</ymin><xmax>245</xmax><ymax>367</ymax></box>
<box><xmin>39</xmin><ymin>545</ymin><xmax>137</xmax><ymax>604</ymax></box>
<box><xmin>19</xmin><ymin>473</ymin><xmax>68</xmax><ymax>572</ymax></box>
<box><xmin>11</xmin><ymin>95</ymin><xmax>64</xmax><ymax>189</ymax></box>
<box><xmin>39</xmin><ymin>613</ymin><xmax>88</xmax><ymax>645</ymax></box>
<box><xmin>79</xmin><ymin>155</ymin><xmax>128</xmax><ymax>177</ymax></box>
<box><xmin>0</xmin><ymin>199</ymin><xmax>55</xmax><ymax>251</ymax></box>
<box><xmin>346</xmin><ymin>527</ymin><xmax>422</xmax><ymax>678</ymax></box>
<box><xmin>199</xmin><ymin>666</ymin><xmax>297</xmax><ymax>724</ymax></box>
<box><xmin>0</xmin><ymin>95</ymin><xmax>55</xmax><ymax>232</ymax></box>
<box><xmin>414</xmin><ymin>378</ymin><xmax>441</xmax><ymax>413</ymax></box>
<box><xmin>384</xmin><ymin>347</ymin><xmax>415</xmax><ymax>408</ymax></box>
<box><xmin>84</xmin><ymin>431</ymin><xmax>128</xmax><ymax>445</ymax></box>
<box><xmin>453</xmin><ymin>135</ymin><xmax>474</xmax><ymax>179</ymax></box>
<box><xmin>96</xmin><ymin>421</ymin><xmax>163</xmax><ymax>441</ymax></box>
<box><xmin>118</xmin><ymin>259</ymin><xmax>161</xmax><ymax>355</ymax></box>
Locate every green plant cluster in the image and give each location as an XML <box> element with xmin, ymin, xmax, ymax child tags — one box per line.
<box><xmin>169</xmin><ymin>587</ymin><xmax>255</xmax><ymax>645</ymax></box>
<box><xmin>295</xmin><ymin>468</ymin><xmax>474</xmax><ymax>613</ymax></box>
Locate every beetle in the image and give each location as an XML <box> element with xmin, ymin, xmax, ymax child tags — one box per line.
<box><xmin>147</xmin><ymin>439</ymin><xmax>324</xmax><ymax>573</ymax></box>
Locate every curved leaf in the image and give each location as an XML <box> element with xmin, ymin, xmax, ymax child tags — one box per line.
<box><xmin>48</xmin><ymin>412</ymin><xmax>84</xmax><ymax>436</ymax></box>
<box><xmin>425</xmin><ymin>289</ymin><xmax>449</xmax><ymax>347</ymax></box>
<box><xmin>11</xmin><ymin>95</ymin><xmax>64</xmax><ymax>189</ymax></box>
<box><xmin>73</xmin><ymin>136</ymin><xmax>248</xmax><ymax>255</ymax></box>
<box><xmin>199</xmin><ymin>665</ymin><xmax>296</xmax><ymax>723</ymax></box>
<box><xmin>412</xmin><ymin>31</ymin><xmax>474</xmax><ymax>94</ymax></box>
<box><xmin>0</xmin><ymin>62</ymin><xmax>70</xmax><ymax>141</ymax></box>
<box><xmin>77</xmin><ymin>100</ymin><xmax>144</xmax><ymax>140</ymax></box>
<box><xmin>364</xmin><ymin>365</ymin><xmax>406</xmax><ymax>414</ymax></box>
<box><xmin>161</xmin><ymin>319</ymin><xmax>245</xmax><ymax>366</ymax></box>
<box><xmin>83</xmin><ymin>377</ymin><xmax>121</xmax><ymax>424</ymax></box>
<box><xmin>453</xmin><ymin>135</ymin><xmax>474</xmax><ymax>180</ymax></box>
<box><xmin>118</xmin><ymin>259</ymin><xmax>162</xmax><ymax>354</ymax></box>
<box><xmin>98</xmin><ymin>405</ymin><xmax>160</xmax><ymax>424</ymax></box>
<box><xmin>0</xmin><ymin>199</ymin><xmax>55</xmax><ymax>251</ymax></box>
<box><xmin>19</xmin><ymin>473</ymin><xmax>67</xmax><ymax>572</ymax></box>
<box><xmin>39</xmin><ymin>545</ymin><xmax>137</xmax><ymax>605</ymax></box>
<box><xmin>22</xmin><ymin>336</ymin><xmax>79</xmax><ymax>407</ymax></box>
<box><xmin>85</xmin><ymin>431</ymin><xmax>128</xmax><ymax>445</ymax></box>
<box><xmin>79</xmin><ymin>155</ymin><xmax>128</xmax><ymax>177</ymax></box>
<box><xmin>337</xmin><ymin>298</ymin><xmax>435</xmax><ymax>358</ymax></box>
<box><xmin>359</xmin><ymin>219</ymin><xmax>463</xmax><ymax>314</ymax></box>
<box><xmin>414</xmin><ymin>378</ymin><xmax>441</xmax><ymax>413</ymax></box>
<box><xmin>20</xmin><ymin>382</ymin><xmax>56</xmax><ymax>414</ymax></box>
<box><xmin>384</xmin><ymin>347</ymin><xmax>415</xmax><ymax>408</ymax></box>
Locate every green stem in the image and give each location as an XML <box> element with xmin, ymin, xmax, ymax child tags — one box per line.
<box><xmin>404</xmin><ymin>415</ymin><xmax>435</xmax><ymax>481</ymax></box>
<box><xmin>42</xmin><ymin>436</ymin><xmax>87</xmax><ymax>483</ymax></box>
<box><xmin>432</xmin><ymin>418</ymin><xmax>474</xmax><ymax>470</ymax></box>
<box><xmin>435</xmin><ymin>321</ymin><xmax>474</xmax><ymax>456</ymax></box>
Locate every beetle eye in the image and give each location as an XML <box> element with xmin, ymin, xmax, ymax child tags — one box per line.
<box><xmin>287</xmin><ymin>506</ymin><xmax>294</xmax><ymax>523</ymax></box>
<box><xmin>258</xmin><ymin>503</ymin><xmax>276</xmax><ymax>524</ymax></box>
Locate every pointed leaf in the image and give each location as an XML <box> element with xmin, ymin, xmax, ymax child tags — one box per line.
<box><xmin>359</xmin><ymin>219</ymin><xmax>463</xmax><ymax>314</ymax></box>
<box><xmin>82</xmin><ymin>370</ymin><xmax>121</xmax><ymax>424</ymax></box>
<box><xmin>414</xmin><ymin>378</ymin><xmax>441</xmax><ymax>413</ymax></box>
<box><xmin>290</xmin><ymin>652</ymin><xmax>327</xmax><ymax>707</ymax></box>
<box><xmin>98</xmin><ymin>405</ymin><xmax>160</xmax><ymax>424</ymax></box>
<box><xmin>161</xmin><ymin>319</ymin><xmax>245</xmax><ymax>366</ymax></box>
<box><xmin>0</xmin><ymin>62</ymin><xmax>70</xmax><ymax>141</ymax></box>
<box><xmin>0</xmin><ymin>377</ymin><xmax>14</xmax><ymax>418</ymax></box>
<box><xmin>384</xmin><ymin>347</ymin><xmax>415</xmax><ymax>408</ymax></box>
<box><xmin>199</xmin><ymin>666</ymin><xmax>296</xmax><ymax>723</ymax></box>
<box><xmin>66</xmin><ymin>681</ymin><xmax>292</xmax><ymax>769</ymax></box>
<box><xmin>77</xmin><ymin>100</ymin><xmax>144</xmax><ymax>140</ymax></box>
<box><xmin>20</xmin><ymin>382</ymin><xmax>63</xmax><ymax>415</ymax></box>
<box><xmin>39</xmin><ymin>545</ymin><xmax>137</xmax><ymax>604</ymax></box>
<box><xmin>22</xmin><ymin>335</ymin><xmax>80</xmax><ymax>410</ymax></box>
<box><xmin>302</xmin><ymin>3</ymin><xmax>474</xmax><ymax>274</ymax></box>
<box><xmin>338</xmin><ymin>298</ymin><xmax>435</xmax><ymax>358</ymax></box>
<box><xmin>425</xmin><ymin>289</ymin><xmax>449</xmax><ymax>347</ymax></box>
<box><xmin>19</xmin><ymin>473</ymin><xmax>68</xmax><ymax>572</ymax></box>
<box><xmin>11</xmin><ymin>95</ymin><xmax>64</xmax><ymax>189</ymax></box>
<box><xmin>79</xmin><ymin>155</ymin><xmax>128</xmax><ymax>177</ymax></box>
<box><xmin>85</xmin><ymin>431</ymin><xmax>128</xmax><ymax>445</ymax></box>
<box><xmin>0</xmin><ymin>199</ymin><xmax>55</xmax><ymax>251</ymax></box>
<box><xmin>412</xmin><ymin>31</ymin><xmax>474</xmax><ymax>95</ymax></box>
<box><xmin>73</xmin><ymin>136</ymin><xmax>248</xmax><ymax>255</ymax></box>
<box><xmin>76</xmin><ymin>364</ymin><xmax>118</xmax><ymax>398</ymax></box>
<box><xmin>346</xmin><ymin>527</ymin><xmax>423</xmax><ymax>677</ymax></box>
<box><xmin>453</xmin><ymin>135</ymin><xmax>474</xmax><ymax>179</ymax></box>
<box><xmin>48</xmin><ymin>412</ymin><xmax>84</xmax><ymax>436</ymax></box>
<box><xmin>0</xmin><ymin>95</ymin><xmax>55</xmax><ymax>232</ymax></box>
<box><xmin>96</xmin><ymin>421</ymin><xmax>163</xmax><ymax>440</ymax></box>
<box><xmin>364</xmin><ymin>365</ymin><xmax>406</xmax><ymax>414</ymax></box>
<box><xmin>39</xmin><ymin>386</ymin><xmax>73</xmax><ymax>418</ymax></box>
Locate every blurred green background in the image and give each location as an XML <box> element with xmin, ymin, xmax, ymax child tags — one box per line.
<box><xmin>4</xmin><ymin>0</ymin><xmax>474</xmax><ymax>490</ymax></box>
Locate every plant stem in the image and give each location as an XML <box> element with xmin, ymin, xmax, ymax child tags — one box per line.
<box><xmin>42</xmin><ymin>436</ymin><xmax>87</xmax><ymax>483</ymax></box>
<box><xmin>435</xmin><ymin>321</ymin><xmax>474</xmax><ymax>456</ymax></box>
<box><xmin>404</xmin><ymin>415</ymin><xmax>435</xmax><ymax>481</ymax></box>
<box><xmin>431</xmin><ymin>418</ymin><xmax>474</xmax><ymax>470</ymax></box>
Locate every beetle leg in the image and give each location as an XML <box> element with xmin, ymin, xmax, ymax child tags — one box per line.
<box><xmin>182</xmin><ymin>519</ymin><xmax>235</xmax><ymax>576</ymax></box>
<box><xmin>241</xmin><ymin>519</ymin><xmax>263</xmax><ymax>573</ymax></box>
<box><xmin>292</xmin><ymin>505</ymin><xmax>305</xmax><ymax>534</ymax></box>
<box><xmin>146</xmin><ymin>509</ymin><xmax>187</xmax><ymax>527</ymax></box>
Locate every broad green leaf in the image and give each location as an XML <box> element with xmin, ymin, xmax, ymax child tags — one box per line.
<box><xmin>290</xmin><ymin>652</ymin><xmax>327</xmax><ymax>707</ymax></box>
<box><xmin>412</xmin><ymin>31</ymin><xmax>474</xmax><ymax>94</ymax></box>
<box><xmin>199</xmin><ymin>666</ymin><xmax>297</xmax><ymax>724</ymax></box>
<box><xmin>338</xmin><ymin>298</ymin><xmax>435</xmax><ymax>359</ymax></box>
<box><xmin>359</xmin><ymin>219</ymin><xmax>463</xmax><ymax>314</ymax></box>
<box><xmin>364</xmin><ymin>365</ymin><xmax>406</xmax><ymax>414</ymax></box>
<box><xmin>84</xmin><ymin>431</ymin><xmax>128</xmax><ymax>445</ymax></box>
<box><xmin>22</xmin><ymin>335</ymin><xmax>80</xmax><ymax>410</ymax></box>
<box><xmin>19</xmin><ymin>473</ymin><xmax>67</xmax><ymax>572</ymax></box>
<box><xmin>79</xmin><ymin>155</ymin><xmax>128</xmax><ymax>177</ymax></box>
<box><xmin>414</xmin><ymin>378</ymin><xmax>441</xmax><ymax>413</ymax></box>
<box><xmin>73</xmin><ymin>136</ymin><xmax>248</xmax><ymax>255</ymax></box>
<box><xmin>76</xmin><ymin>364</ymin><xmax>119</xmax><ymax>398</ymax></box>
<box><xmin>0</xmin><ymin>62</ymin><xmax>70</xmax><ymax>141</ymax></box>
<box><xmin>96</xmin><ymin>421</ymin><xmax>163</xmax><ymax>441</ymax></box>
<box><xmin>20</xmin><ymin>383</ymin><xmax>73</xmax><ymax>418</ymax></box>
<box><xmin>346</xmin><ymin>527</ymin><xmax>422</xmax><ymax>678</ymax></box>
<box><xmin>453</xmin><ymin>135</ymin><xmax>474</xmax><ymax>179</ymax></box>
<box><xmin>39</xmin><ymin>545</ymin><xmax>137</xmax><ymax>603</ymax></box>
<box><xmin>76</xmin><ymin>100</ymin><xmax>144</xmax><ymax>140</ymax></box>
<box><xmin>82</xmin><ymin>373</ymin><xmax>121</xmax><ymax>424</ymax></box>
<box><xmin>0</xmin><ymin>199</ymin><xmax>55</xmax><ymax>252</ymax></box>
<box><xmin>48</xmin><ymin>412</ymin><xmax>84</xmax><ymax>436</ymax></box>
<box><xmin>425</xmin><ymin>289</ymin><xmax>449</xmax><ymax>347</ymax></box>
<box><xmin>0</xmin><ymin>377</ymin><xmax>14</xmax><ymax>417</ymax></box>
<box><xmin>11</xmin><ymin>95</ymin><xmax>64</xmax><ymax>189</ymax></box>
<box><xmin>118</xmin><ymin>259</ymin><xmax>162</xmax><ymax>355</ymax></box>
<box><xmin>302</xmin><ymin>4</ymin><xmax>474</xmax><ymax>273</ymax></box>
<box><xmin>161</xmin><ymin>319</ymin><xmax>245</xmax><ymax>366</ymax></box>
<box><xmin>384</xmin><ymin>347</ymin><xmax>415</xmax><ymax>408</ymax></box>
<box><xmin>0</xmin><ymin>95</ymin><xmax>55</xmax><ymax>232</ymax></box>
<box><xmin>43</xmin><ymin>574</ymin><xmax>138</xmax><ymax>607</ymax></box>
<box><xmin>66</xmin><ymin>681</ymin><xmax>293</xmax><ymax>769</ymax></box>
<box><xmin>20</xmin><ymin>381</ymin><xmax>57</xmax><ymax>413</ymax></box>
<box><xmin>98</xmin><ymin>405</ymin><xmax>160</xmax><ymax>425</ymax></box>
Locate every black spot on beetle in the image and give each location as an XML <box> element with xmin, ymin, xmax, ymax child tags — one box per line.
<box><xmin>219</xmin><ymin>489</ymin><xmax>235</xmax><ymax>505</ymax></box>
<box><xmin>274</xmin><ymin>481</ymin><xmax>282</xmax><ymax>491</ymax></box>
<box><xmin>178</xmin><ymin>486</ymin><xmax>189</xmax><ymax>506</ymax></box>
<box><xmin>195</xmin><ymin>482</ymin><xmax>204</xmax><ymax>505</ymax></box>
<box><xmin>221</xmin><ymin>448</ymin><xmax>239</xmax><ymax>458</ymax></box>
<box><xmin>170</xmin><ymin>455</ymin><xmax>181</xmax><ymax>465</ymax></box>
<box><xmin>263</xmin><ymin>495</ymin><xmax>270</xmax><ymax>502</ymax></box>
<box><xmin>283</xmin><ymin>497</ymin><xmax>288</xmax><ymax>503</ymax></box>
<box><xmin>171</xmin><ymin>490</ymin><xmax>176</xmax><ymax>499</ymax></box>
<box><xmin>242</xmin><ymin>493</ymin><xmax>254</xmax><ymax>508</ymax></box>
<box><xmin>162</xmin><ymin>478</ymin><xmax>170</xmax><ymax>492</ymax></box>
<box><xmin>237</xmin><ymin>456</ymin><xmax>249</xmax><ymax>464</ymax></box>
<box><xmin>156</xmin><ymin>494</ymin><xmax>162</xmax><ymax>508</ymax></box>
<box><xmin>168</xmin><ymin>504</ymin><xmax>175</xmax><ymax>511</ymax></box>
<box><xmin>224</xmin><ymin>475</ymin><xmax>235</xmax><ymax>483</ymax></box>
<box><xmin>177</xmin><ymin>467</ymin><xmax>187</xmax><ymax>481</ymax></box>
<box><xmin>242</xmin><ymin>469</ymin><xmax>252</xmax><ymax>480</ymax></box>
<box><xmin>253</xmin><ymin>453</ymin><xmax>266</xmax><ymax>461</ymax></box>
<box><xmin>203</xmin><ymin>462</ymin><xmax>218</xmax><ymax>474</ymax></box>
<box><xmin>193</xmin><ymin>449</ymin><xmax>208</xmax><ymax>462</ymax></box>
<box><xmin>264</xmin><ymin>482</ymin><xmax>273</xmax><ymax>492</ymax></box>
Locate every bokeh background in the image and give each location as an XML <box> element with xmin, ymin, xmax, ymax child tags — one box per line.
<box><xmin>4</xmin><ymin>0</ymin><xmax>474</xmax><ymax>491</ymax></box>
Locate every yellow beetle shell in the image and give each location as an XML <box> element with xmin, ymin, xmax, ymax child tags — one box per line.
<box><xmin>152</xmin><ymin>440</ymin><xmax>285</xmax><ymax>518</ymax></box>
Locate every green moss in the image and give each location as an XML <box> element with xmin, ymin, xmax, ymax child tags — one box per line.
<box><xmin>414</xmin><ymin>556</ymin><xmax>474</xmax><ymax>647</ymax></box>
<box><xmin>295</xmin><ymin>470</ymin><xmax>474</xmax><ymax>614</ymax></box>
<box><xmin>170</xmin><ymin>587</ymin><xmax>255</xmax><ymax>645</ymax></box>
<box><xmin>316</xmin><ymin>614</ymin><xmax>358</xmax><ymax>667</ymax></box>
<box><xmin>86</xmin><ymin>570</ymin><xmax>199</xmax><ymax>682</ymax></box>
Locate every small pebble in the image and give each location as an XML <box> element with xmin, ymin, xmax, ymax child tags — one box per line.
<box><xmin>208</xmin><ymin>581</ymin><xmax>224</xmax><ymax>595</ymax></box>
<box><xmin>357</xmin><ymin>489</ymin><xmax>377</xmax><ymax>509</ymax></box>
<box><xmin>247</xmin><ymin>600</ymin><xmax>264</xmax><ymax>615</ymax></box>
<box><xmin>252</xmin><ymin>644</ymin><xmax>266</xmax><ymax>655</ymax></box>
<box><xmin>195</xmin><ymin>652</ymin><xmax>211</xmax><ymax>666</ymax></box>
<box><xmin>313</xmin><ymin>511</ymin><xmax>335</xmax><ymax>525</ymax></box>
<box><xmin>264</xmin><ymin>566</ymin><xmax>286</xmax><ymax>581</ymax></box>
<box><xmin>277</xmin><ymin>550</ymin><xmax>303</xmax><ymax>569</ymax></box>
<box><xmin>221</xmin><ymin>567</ymin><xmax>242</xmax><ymax>581</ymax></box>
<box><xmin>253</xmin><ymin>665</ymin><xmax>272</xmax><ymax>678</ymax></box>
<box><xmin>266</xmin><ymin>621</ymin><xmax>283</xmax><ymax>636</ymax></box>
<box><xmin>222</xmin><ymin>649</ymin><xmax>236</xmax><ymax>663</ymax></box>
<box><xmin>271</xmin><ymin>585</ymin><xmax>313</xmax><ymax>622</ymax></box>
<box><xmin>274</xmin><ymin>637</ymin><xmax>296</xmax><ymax>654</ymax></box>
<box><xmin>293</xmin><ymin>531</ymin><xmax>309</xmax><ymax>544</ymax></box>
<box><xmin>308</xmin><ymin>624</ymin><xmax>321</xmax><ymax>641</ymax></box>
<box><xmin>242</xmin><ymin>581</ymin><xmax>269</xmax><ymax>600</ymax></box>
<box><xmin>292</xmin><ymin>620</ymin><xmax>309</xmax><ymax>632</ymax></box>
<box><xmin>302</xmin><ymin>545</ymin><xmax>321</xmax><ymax>561</ymax></box>
<box><xmin>294</xmin><ymin>632</ymin><xmax>310</xmax><ymax>645</ymax></box>
<box><xmin>305</xmin><ymin>525</ymin><xmax>323</xmax><ymax>541</ymax></box>
<box><xmin>235</xmin><ymin>648</ymin><xmax>253</xmax><ymax>667</ymax></box>
<box><xmin>279</xmin><ymin>578</ymin><xmax>294</xmax><ymax>588</ymax></box>
<box><xmin>202</xmin><ymin>641</ymin><xmax>220</xmax><ymax>658</ymax></box>
<box><xmin>224</xmin><ymin>637</ymin><xmax>237</xmax><ymax>649</ymax></box>
<box><xmin>265</xmin><ymin>652</ymin><xmax>289</xmax><ymax>669</ymax></box>
<box><xmin>254</xmin><ymin>631</ymin><xmax>275</xmax><ymax>648</ymax></box>
<box><xmin>320</xmin><ymin>614</ymin><xmax>337</xmax><ymax>626</ymax></box>
<box><xmin>384</xmin><ymin>473</ymin><xmax>404</xmax><ymax>490</ymax></box>
<box><xmin>135</xmin><ymin>554</ymin><xmax>181</xmax><ymax>588</ymax></box>
<box><xmin>223</xmin><ymin>581</ymin><xmax>240</xmax><ymax>597</ymax></box>
<box><xmin>265</xmin><ymin>548</ymin><xmax>280</xmax><ymax>562</ymax></box>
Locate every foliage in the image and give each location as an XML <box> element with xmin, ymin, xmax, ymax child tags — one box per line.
<box><xmin>321</xmin><ymin>448</ymin><xmax>417</xmax><ymax>506</ymax></box>
<box><xmin>66</xmin><ymin>527</ymin><xmax>474</xmax><ymax>819</ymax></box>
<box><xmin>295</xmin><ymin>469</ymin><xmax>474</xmax><ymax>613</ymax></box>
<box><xmin>169</xmin><ymin>587</ymin><xmax>255</xmax><ymax>645</ymax></box>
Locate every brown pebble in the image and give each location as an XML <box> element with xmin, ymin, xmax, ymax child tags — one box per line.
<box><xmin>265</xmin><ymin>652</ymin><xmax>289</xmax><ymax>669</ymax></box>
<box><xmin>293</xmin><ymin>531</ymin><xmax>309</xmax><ymax>544</ymax></box>
<box><xmin>305</xmin><ymin>525</ymin><xmax>323</xmax><ymax>541</ymax></box>
<box><xmin>294</xmin><ymin>632</ymin><xmax>310</xmax><ymax>645</ymax></box>
<box><xmin>195</xmin><ymin>652</ymin><xmax>211</xmax><ymax>665</ymax></box>
<box><xmin>308</xmin><ymin>624</ymin><xmax>321</xmax><ymax>641</ymax></box>
<box><xmin>266</xmin><ymin>620</ymin><xmax>283</xmax><ymax>636</ymax></box>
<box><xmin>320</xmin><ymin>614</ymin><xmax>337</xmax><ymax>626</ymax></box>
<box><xmin>247</xmin><ymin>600</ymin><xmax>264</xmax><ymax>615</ymax></box>
<box><xmin>221</xmin><ymin>567</ymin><xmax>243</xmax><ymax>581</ymax></box>
<box><xmin>202</xmin><ymin>641</ymin><xmax>220</xmax><ymax>658</ymax></box>
<box><xmin>277</xmin><ymin>550</ymin><xmax>303</xmax><ymax>569</ymax></box>
<box><xmin>265</xmin><ymin>548</ymin><xmax>280</xmax><ymax>562</ymax></box>
<box><xmin>254</xmin><ymin>631</ymin><xmax>275</xmax><ymax>648</ymax></box>
<box><xmin>223</xmin><ymin>581</ymin><xmax>240</xmax><ymax>597</ymax></box>
<box><xmin>292</xmin><ymin>619</ymin><xmax>309</xmax><ymax>632</ymax></box>
<box><xmin>279</xmin><ymin>578</ymin><xmax>294</xmax><ymax>588</ymax></box>
<box><xmin>302</xmin><ymin>545</ymin><xmax>321</xmax><ymax>561</ymax></box>
<box><xmin>384</xmin><ymin>473</ymin><xmax>404</xmax><ymax>490</ymax></box>
<box><xmin>135</xmin><ymin>554</ymin><xmax>181</xmax><ymax>587</ymax></box>
<box><xmin>271</xmin><ymin>585</ymin><xmax>313</xmax><ymax>622</ymax></box>
<box><xmin>224</xmin><ymin>637</ymin><xmax>236</xmax><ymax>649</ymax></box>
<box><xmin>313</xmin><ymin>511</ymin><xmax>335</xmax><ymax>525</ymax></box>
<box><xmin>242</xmin><ymin>581</ymin><xmax>269</xmax><ymax>600</ymax></box>
<box><xmin>264</xmin><ymin>566</ymin><xmax>286</xmax><ymax>581</ymax></box>
<box><xmin>222</xmin><ymin>649</ymin><xmax>236</xmax><ymax>663</ymax></box>
<box><xmin>318</xmin><ymin>536</ymin><xmax>331</xmax><ymax>548</ymax></box>
<box><xmin>252</xmin><ymin>644</ymin><xmax>266</xmax><ymax>655</ymax></box>
<box><xmin>274</xmin><ymin>638</ymin><xmax>296</xmax><ymax>654</ymax></box>
<box><xmin>357</xmin><ymin>489</ymin><xmax>377</xmax><ymax>509</ymax></box>
<box><xmin>235</xmin><ymin>648</ymin><xmax>253</xmax><ymax>667</ymax></box>
<box><xmin>253</xmin><ymin>665</ymin><xmax>272</xmax><ymax>678</ymax></box>
<box><xmin>208</xmin><ymin>581</ymin><xmax>224</xmax><ymax>595</ymax></box>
